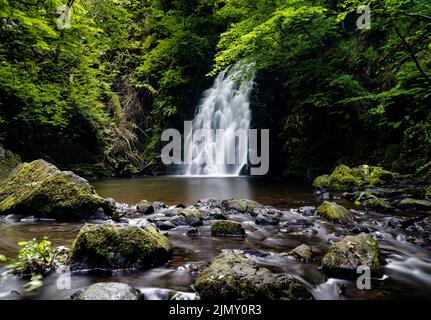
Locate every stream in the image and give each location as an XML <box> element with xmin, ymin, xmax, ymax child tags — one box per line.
<box><xmin>0</xmin><ymin>177</ymin><xmax>430</xmax><ymax>300</ymax></box>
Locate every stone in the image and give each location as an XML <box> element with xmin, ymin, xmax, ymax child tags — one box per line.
<box><xmin>211</xmin><ymin>221</ymin><xmax>245</xmax><ymax>237</ymax></box>
<box><xmin>0</xmin><ymin>160</ymin><xmax>111</xmax><ymax>220</ymax></box>
<box><xmin>68</xmin><ymin>224</ymin><xmax>172</xmax><ymax>270</ymax></box>
<box><xmin>321</xmin><ymin>233</ymin><xmax>381</xmax><ymax>276</ymax></box>
<box><xmin>316</xmin><ymin>201</ymin><xmax>354</xmax><ymax>225</ymax></box>
<box><xmin>71</xmin><ymin>282</ymin><xmax>143</xmax><ymax>300</ymax></box>
<box><xmin>194</xmin><ymin>251</ymin><xmax>313</xmax><ymax>300</ymax></box>
<box><xmin>397</xmin><ymin>198</ymin><xmax>431</xmax><ymax>211</ymax></box>
<box><xmin>136</xmin><ymin>200</ymin><xmax>155</xmax><ymax>215</ymax></box>
<box><xmin>288</xmin><ymin>244</ymin><xmax>312</xmax><ymax>263</ymax></box>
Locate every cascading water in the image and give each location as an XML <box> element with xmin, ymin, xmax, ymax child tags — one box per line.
<box><xmin>184</xmin><ymin>63</ymin><xmax>254</xmax><ymax>176</ymax></box>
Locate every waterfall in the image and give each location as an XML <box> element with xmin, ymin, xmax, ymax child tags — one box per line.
<box><xmin>184</xmin><ymin>63</ymin><xmax>254</xmax><ymax>176</ymax></box>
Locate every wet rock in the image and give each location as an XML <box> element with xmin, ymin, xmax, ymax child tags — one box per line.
<box><xmin>159</xmin><ymin>220</ymin><xmax>176</xmax><ymax>230</ymax></box>
<box><xmin>362</xmin><ymin>196</ymin><xmax>393</xmax><ymax>212</ymax></box>
<box><xmin>206</xmin><ymin>208</ymin><xmax>228</xmax><ymax>220</ymax></box>
<box><xmin>396</xmin><ymin>198</ymin><xmax>431</xmax><ymax>211</ymax></box>
<box><xmin>349</xmin><ymin>224</ymin><xmax>371</xmax><ymax>234</ymax></box>
<box><xmin>88</xmin><ymin>208</ymin><xmax>109</xmax><ymax>221</ymax></box>
<box><xmin>194</xmin><ymin>251</ymin><xmax>313</xmax><ymax>300</ymax></box>
<box><xmin>313</xmin><ymin>175</ymin><xmax>330</xmax><ymax>189</ymax></box>
<box><xmin>296</xmin><ymin>206</ymin><xmax>316</xmax><ymax>217</ymax></box>
<box><xmin>69</xmin><ymin>224</ymin><xmax>172</xmax><ymax>271</ymax></box>
<box><xmin>0</xmin><ymin>160</ymin><xmax>111</xmax><ymax>220</ymax></box>
<box><xmin>321</xmin><ymin>233</ymin><xmax>382</xmax><ymax>276</ymax></box>
<box><xmin>71</xmin><ymin>282</ymin><xmax>143</xmax><ymax>300</ymax></box>
<box><xmin>186</xmin><ymin>228</ymin><xmax>199</xmax><ymax>237</ymax></box>
<box><xmin>211</xmin><ymin>221</ymin><xmax>245</xmax><ymax>237</ymax></box>
<box><xmin>164</xmin><ymin>206</ymin><xmax>204</xmax><ymax>227</ymax></box>
<box><xmin>284</xmin><ymin>218</ymin><xmax>314</xmax><ymax>229</ymax></box>
<box><xmin>136</xmin><ymin>200</ymin><xmax>155</xmax><ymax>215</ymax></box>
<box><xmin>288</xmin><ymin>244</ymin><xmax>312</xmax><ymax>263</ymax></box>
<box><xmin>183</xmin><ymin>261</ymin><xmax>210</xmax><ymax>276</ymax></box>
<box><xmin>153</xmin><ymin>201</ymin><xmax>167</xmax><ymax>211</ymax></box>
<box><xmin>255</xmin><ymin>212</ymin><xmax>280</xmax><ymax>225</ymax></box>
<box><xmin>316</xmin><ymin>201</ymin><xmax>354</xmax><ymax>225</ymax></box>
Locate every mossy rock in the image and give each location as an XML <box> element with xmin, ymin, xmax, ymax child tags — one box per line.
<box><xmin>194</xmin><ymin>251</ymin><xmax>313</xmax><ymax>300</ymax></box>
<box><xmin>396</xmin><ymin>198</ymin><xmax>431</xmax><ymax>211</ymax></box>
<box><xmin>0</xmin><ymin>146</ymin><xmax>21</xmax><ymax>180</ymax></box>
<box><xmin>313</xmin><ymin>175</ymin><xmax>330</xmax><ymax>189</ymax></box>
<box><xmin>221</xmin><ymin>199</ymin><xmax>259</xmax><ymax>214</ymax></box>
<box><xmin>316</xmin><ymin>201</ymin><xmax>354</xmax><ymax>225</ymax></box>
<box><xmin>314</xmin><ymin>165</ymin><xmax>394</xmax><ymax>192</ymax></box>
<box><xmin>0</xmin><ymin>160</ymin><xmax>110</xmax><ymax>220</ymax></box>
<box><xmin>363</xmin><ymin>196</ymin><xmax>393</xmax><ymax>212</ymax></box>
<box><xmin>211</xmin><ymin>221</ymin><xmax>245</xmax><ymax>237</ymax></box>
<box><xmin>71</xmin><ymin>282</ymin><xmax>143</xmax><ymax>300</ymax></box>
<box><xmin>178</xmin><ymin>206</ymin><xmax>203</xmax><ymax>226</ymax></box>
<box><xmin>288</xmin><ymin>244</ymin><xmax>312</xmax><ymax>263</ymax></box>
<box><xmin>322</xmin><ymin>233</ymin><xmax>381</xmax><ymax>277</ymax></box>
<box><xmin>69</xmin><ymin>224</ymin><xmax>172</xmax><ymax>270</ymax></box>
<box><xmin>136</xmin><ymin>200</ymin><xmax>155</xmax><ymax>215</ymax></box>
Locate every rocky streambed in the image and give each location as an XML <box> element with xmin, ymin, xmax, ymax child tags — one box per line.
<box><xmin>0</xmin><ymin>160</ymin><xmax>431</xmax><ymax>300</ymax></box>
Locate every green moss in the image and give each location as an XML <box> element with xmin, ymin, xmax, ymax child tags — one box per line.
<box><xmin>316</xmin><ymin>201</ymin><xmax>354</xmax><ymax>225</ymax></box>
<box><xmin>288</xmin><ymin>244</ymin><xmax>312</xmax><ymax>263</ymax></box>
<box><xmin>426</xmin><ymin>186</ymin><xmax>431</xmax><ymax>200</ymax></box>
<box><xmin>316</xmin><ymin>165</ymin><xmax>394</xmax><ymax>191</ymax></box>
<box><xmin>178</xmin><ymin>207</ymin><xmax>203</xmax><ymax>225</ymax></box>
<box><xmin>0</xmin><ymin>160</ymin><xmax>109</xmax><ymax>219</ymax></box>
<box><xmin>322</xmin><ymin>233</ymin><xmax>381</xmax><ymax>276</ymax></box>
<box><xmin>211</xmin><ymin>220</ymin><xmax>245</xmax><ymax>237</ymax></box>
<box><xmin>194</xmin><ymin>251</ymin><xmax>312</xmax><ymax>300</ymax></box>
<box><xmin>313</xmin><ymin>175</ymin><xmax>330</xmax><ymax>188</ymax></box>
<box><xmin>69</xmin><ymin>224</ymin><xmax>172</xmax><ymax>270</ymax></box>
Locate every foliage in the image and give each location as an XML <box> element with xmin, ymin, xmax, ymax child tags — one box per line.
<box><xmin>7</xmin><ymin>237</ymin><xmax>55</xmax><ymax>275</ymax></box>
<box><xmin>0</xmin><ymin>0</ymin><xmax>429</xmax><ymax>176</ymax></box>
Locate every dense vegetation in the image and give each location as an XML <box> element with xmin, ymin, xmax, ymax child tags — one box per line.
<box><xmin>0</xmin><ymin>0</ymin><xmax>430</xmax><ymax>178</ymax></box>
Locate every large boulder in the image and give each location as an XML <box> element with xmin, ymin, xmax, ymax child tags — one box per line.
<box><xmin>313</xmin><ymin>165</ymin><xmax>394</xmax><ymax>192</ymax></box>
<box><xmin>321</xmin><ymin>233</ymin><xmax>382</xmax><ymax>276</ymax></box>
<box><xmin>316</xmin><ymin>201</ymin><xmax>354</xmax><ymax>225</ymax></box>
<box><xmin>71</xmin><ymin>282</ymin><xmax>143</xmax><ymax>300</ymax></box>
<box><xmin>194</xmin><ymin>251</ymin><xmax>313</xmax><ymax>300</ymax></box>
<box><xmin>211</xmin><ymin>221</ymin><xmax>245</xmax><ymax>237</ymax></box>
<box><xmin>0</xmin><ymin>160</ymin><xmax>111</xmax><ymax>220</ymax></box>
<box><xmin>69</xmin><ymin>224</ymin><xmax>172</xmax><ymax>270</ymax></box>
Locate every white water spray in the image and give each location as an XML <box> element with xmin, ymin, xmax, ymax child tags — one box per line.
<box><xmin>184</xmin><ymin>63</ymin><xmax>254</xmax><ymax>176</ymax></box>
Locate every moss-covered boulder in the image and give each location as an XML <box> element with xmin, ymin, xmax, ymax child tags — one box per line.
<box><xmin>362</xmin><ymin>196</ymin><xmax>394</xmax><ymax>212</ymax></box>
<box><xmin>221</xmin><ymin>199</ymin><xmax>260</xmax><ymax>214</ymax></box>
<box><xmin>0</xmin><ymin>146</ymin><xmax>21</xmax><ymax>180</ymax></box>
<box><xmin>396</xmin><ymin>198</ymin><xmax>431</xmax><ymax>211</ymax></box>
<box><xmin>211</xmin><ymin>221</ymin><xmax>245</xmax><ymax>237</ymax></box>
<box><xmin>0</xmin><ymin>160</ymin><xmax>111</xmax><ymax>220</ymax></box>
<box><xmin>316</xmin><ymin>201</ymin><xmax>354</xmax><ymax>225</ymax></box>
<box><xmin>288</xmin><ymin>244</ymin><xmax>312</xmax><ymax>263</ymax></box>
<box><xmin>136</xmin><ymin>200</ymin><xmax>154</xmax><ymax>215</ymax></box>
<box><xmin>321</xmin><ymin>233</ymin><xmax>381</xmax><ymax>276</ymax></box>
<box><xmin>314</xmin><ymin>165</ymin><xmax>394</xmax><ymax>192</ymax></box>
<box><xmin>163</xmin><ymin>206</ymin><xmax>204</xmax><ymax>227</ymax></box>
<box><xmin>194</xmin><ymin>251</ymin><xmax>313</xmax><ymax>300</ymax></box>
<box><xmin>69</xmin><ymin>224</ymin><xmax>172</xmax><ymax>270</ymax></box>
<box><xmin>313</xmin><ymin>175</ymin><xmax>330</xmax><ymax>189</ymax></box>
<box><xmin>71</xmin><ymin>282</ymin><xmax>143</xmax><ymax>300</ymax></box>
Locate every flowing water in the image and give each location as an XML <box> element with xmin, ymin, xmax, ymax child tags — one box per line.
<box><xmin>0</xmin><ymin>177</ymin><xmax>430</xmax><ymax>300</ymax></box>
<box><xmin>184</xmin><ymin>64</ymin><xmax>254</xmax><ymax>176</ymax></box>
